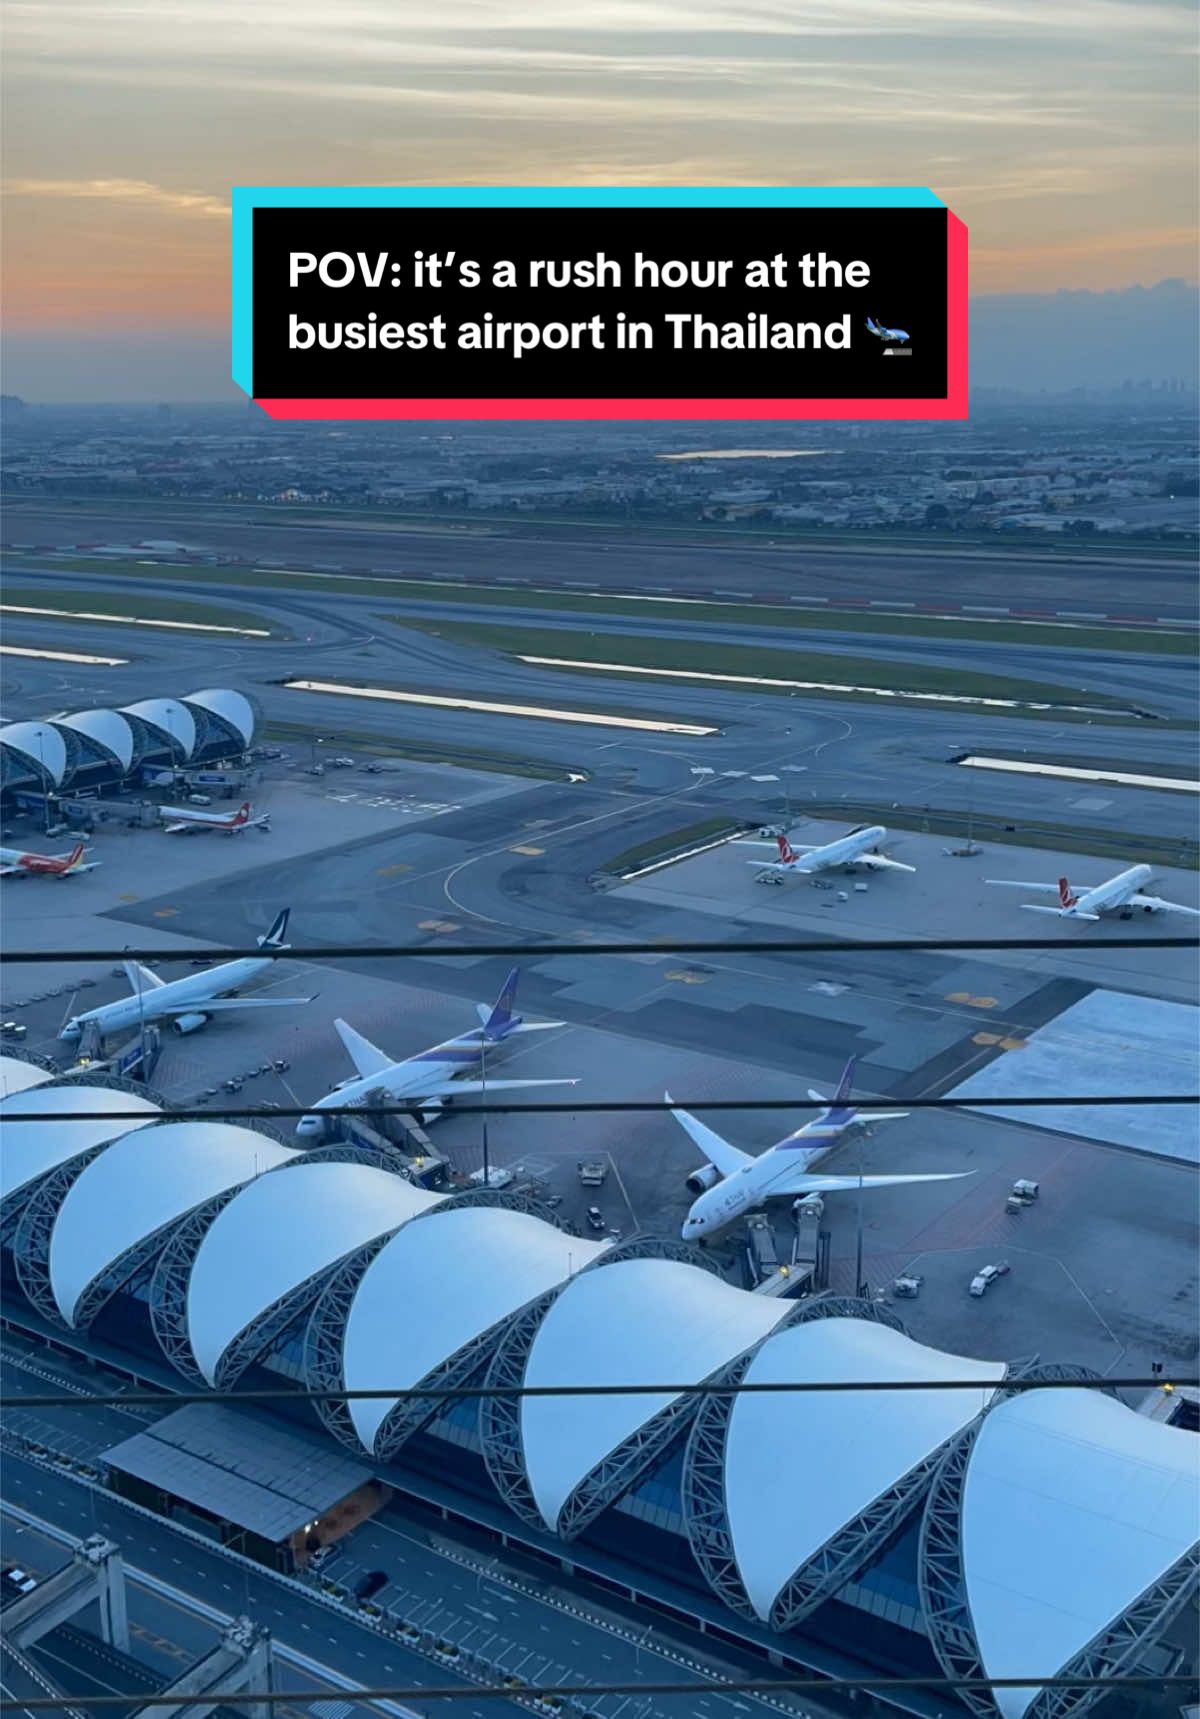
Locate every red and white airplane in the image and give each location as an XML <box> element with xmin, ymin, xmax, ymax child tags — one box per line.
<box><xmin>158</xmin><ymin>800</ymin><xmax>270</xmax><ymax>836</ymax></box>
<box><xmin>742</xmin><ymin>825</ymin><xmax>916</xmax><ymax>882</ymax></box>
<box><xmin>0</xmin><ymin>841</ymin><xmax>99</xmax><ymax>878</ymax></box>
<box><xmin>985</xmin><ymin>865</ymin><xmax>1200</xmax><ymax>923</ymax></box>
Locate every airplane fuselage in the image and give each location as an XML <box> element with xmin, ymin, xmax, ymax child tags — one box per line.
<box><xmin>1070</xmin><ymin>864</ymin><xmax>1154</xmax><ymax>916</ymax></box>
<box><xmin>685</xmin><ymin>1119</ymin><xmax>851</xmax><ymax>1236</ymax></box>
<box><xmin>298</xmin><ymin>1034</ymin><xmax>486</xmax><ymax>1135</ymax></box>
<box><xmin>61</xmin><ymin>956</ymin><xmax>275</xmax><ymax>1041</ymax></box>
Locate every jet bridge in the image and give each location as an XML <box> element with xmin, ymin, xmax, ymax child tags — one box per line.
<box><xmin>2</xmin><ymin>1534</ymin><xmax>129</xmax><ymax>1652</ymax></box>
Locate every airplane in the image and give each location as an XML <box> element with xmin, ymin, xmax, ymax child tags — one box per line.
<box><xmin>985</xmin><ymin>866</ymin><xmax>1200</xmax><ymax>923</ymax></box>
<box><xmin>866</xmin><ymin>315</ymin><xmax>909</xmax><ymax>344</ymax></box>
<box><xmin>60</xmin><ymin>908</ymin><xmax>313</xmax><ymax>1042</ymax></box>
<box><xmin>670</xmin><ymin>1055</ymin><xmax>968</xmax><ymax>1240</ymax></box>
<box><xmin>158</xmin><ymin>800</ymin><xmax>270</xmax><ymax>835</ymax></box>
<box><xmin>0</xmin><ymin>841</ymin><xmax>99</xmax><ymax>879</ymax></box>
<box><xmin>296</xmin><ymin>966</ymin><xmax>576</xmax><ymax>1139</ymax></box>
<box><xmin>742</xmin><ymin>826</ymin><xmax>916</xmax><ymax>882</ymax></box>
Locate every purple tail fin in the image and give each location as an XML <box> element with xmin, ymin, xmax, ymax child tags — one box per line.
<box><xmin>483</xmin><ymin>967</ymin><xmax>522</xmax><ymax>1039</ymax></box>
<box><xmin>832</xmin><ymin>1055</ymin><xmax>857</xmax><ymax>1107</ymax></box>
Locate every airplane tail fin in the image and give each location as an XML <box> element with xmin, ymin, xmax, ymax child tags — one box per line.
<box><xmin>234</xmin><ymin>802</ymin><xmax>251</xmax><ymax>824</ymax></box>
<box><xmin>1058</xmin><ymin>876</ymin><xmax>1077</xmax><ymax>908</ymax></box>
<box><xmin>832</xmin><ymin>1055</ymin><xmax>858</xmax><ymax>1107</ymax></box>
<box><xmin>66</xmin><ymin>843</ymin><xmax>85</xmax><ymax>869</ymax></box>
<box><xmin>257</xmin><ymin>908</ymin><xmax>290</xmax><ymax>949</ymax></box>
<box><xmin>481</xmin><ymin>966</ymin><xmax>523</xmax><ymax>1041</ymax></box>
<box><xmin>777</xmin><ymin>835</ymin><xmax>797</xmax><ymax>864</ymax></box>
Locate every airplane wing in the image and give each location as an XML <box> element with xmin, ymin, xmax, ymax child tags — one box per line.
<box><xmin>1020</xmin><ymin>905</ymin><xmax>1100</xmax><ymax>921</ymax></box>
<box><xmin>334</xmin><ymin>1019</ymin><xmax>393</xmax><ymax>1079</ymax></box>
<box><xmin>772</xmin><ymin>1170</ymin><xmax>972</xmax><ymax>1197</ymax></box>
<box><xmin>413</xmin><ymin>1077</ymin><xmax>580</xmax><ymax>1097</ymax></box>
<box><xmin>1128</xmin><ymin>895</ymin><xmax>1200</xmax><ymax>917</ymax></box>
<box><xmin>857</xmin><ymin>854</ymin><xmax>916</xmax><ymax>873</ymax></box>
<box><xmin>124</xmin><ymin>959</ymin><xmax>166</xmax><ymax>992</ymax></box>
<box><xmin>159</xmin><ymin>995</ymin><xmax>316</xmax><ymax>1012</ymax></box>
<box><xmin>664</xmin><ymin>1095</ymin><xmax>754</xmax><ymax>1177</ymax></box>
<box><xmin>737</xmin><ymin>840</ymin><xmax>817</xmax><ymax>852</ymax></box>
<box><xmin>161</xmin><ymin>822</ymin><xmax>193</xmax><ymax>835</ymax></box>
<box><xmin>858</xmin><ymin>1111</ymin><xmax>910</xmax><ymax>1123</ymax></box>
<box><xmin>985</xmin><ymin>879</ymin><xmax>1098</xmax><ymax>894</ymax></box>
<box><xmin>0</xmin><ymin>865</ymin><xmax>20</xmax><ymax>877</ymax></box>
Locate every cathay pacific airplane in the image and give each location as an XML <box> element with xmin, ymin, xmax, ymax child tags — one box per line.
<box><xmin>60</xmin><ymin>908</ymin><xmax>313</xmax><ymax>1042</ymax></box>
<box><xmin>743</xmin><ymin>826</ymin><xmax>916</xmax><ymax>882</ymax></box>
<box><xmin>670</xmin><ymin>1056</ymin><xmax>967</xmax><ymax>1239</ymax></box>
<box><xmin>296</xmin><ymin>967</ymin><xmax>577</xmax><ymax>1138</ymax></box>
<box><xmin>985</xmin><ymin>866</ymin><xmax>1200</xmax><ymax>923</ymax></box>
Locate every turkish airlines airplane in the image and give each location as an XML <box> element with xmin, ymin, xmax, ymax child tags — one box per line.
<box><xmin>670</xmin><ymin>1056</ymin><xmax>966</xmax><ymax>1239</ymax></box>
<box><xmin>985</xmin><ymin>865</ymin><xmax>1200</xmax><ymax>923</ymax></box>
<box><xmin>159</xmin><ymin>800</ymin><xmax>270</xmax><ymax>835</ymax></box>
<box><xmin>743</xmin><ymin>825</ymin><xmax>916</xmax><ymax>882</ymax></box>
<box><xmin>0</xmin><ymin>841</ymin><xmax>99</xmax><ymax>879</ymax></box>
<box><xmin>296</xmin><ymin>967</ymin><xmax>576</xmax><ymax>1138</ymax></box>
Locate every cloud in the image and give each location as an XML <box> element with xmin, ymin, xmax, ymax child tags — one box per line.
<box><xmin>3</xmin><ymin>177</ymin><xmax>229</xmax><ymax>219</ymax></box>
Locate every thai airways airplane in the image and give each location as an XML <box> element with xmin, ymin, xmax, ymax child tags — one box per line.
<box><xmin>296</xmin><ymin>967</ymin><xmax>576</xmax><ymax>1138</ymax></box>
<box><xmin>159</xmin><ymin>800</ymin><xmax>270</xmax><ymax>835</ymax></box>
<box><xmin>60</xmin><ymin>908</ymin><xmax>312</xmax><ymax>1042</ymax></box>
<box><xmin>743</xmin><ymin>826</ymin><xmax>916</xmax><ymax>881</ymax></box>
<box><xmin>866</xmin><ymin>315</ymin><xmax>909</xmax><ymax>344</ymax></box>
<box><xmin>985</xmin><ymin>866</ymin><xmax>1200</xmax><ymax>923</ymax></box>
<box><xmin>0</xmin><ymin>841</ymin><xmax>99</xmax><ymax>879</ymax></box>
<box><xmin>670</xmin><ymin>1056</ymin><xmax>967</xmax><ymax>1239</ymax></box>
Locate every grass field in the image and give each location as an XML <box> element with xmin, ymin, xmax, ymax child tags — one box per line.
<box><xmin>0</xmin><ymin>584</ymin><xmax>279</xmax><ymax>636</ymax></box>
<box><xmin>258</xmin><ymin>721</ymin><xmax>585</xmax><ymax>782</ymax></box>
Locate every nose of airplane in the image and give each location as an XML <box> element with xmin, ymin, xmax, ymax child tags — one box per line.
<box><xmin>59</xmin><ymin>1021</ymin><xmax>81</xmax><ymax>1042</ymax></box>
<box><xmin>295</xmin><ymin>1115</ymin><xmax>323</xmax><ymax>1139</ymax></box>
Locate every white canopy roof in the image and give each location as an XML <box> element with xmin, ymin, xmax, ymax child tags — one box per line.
<box><xmin>0</xmin><ymin>1058</ymin><xmax>53</xmax><ymax>1101</ymax></box>
<box><xmin>120</xmin><ymin>699</ymin><xmax>196</xmax><ymax>757</ymax></box>
<box><xmin>962</xmin><ymin>1387</ymin><xmax>1200</xmax><ymax>1719</ymax></box>
<box><xmin>184</xmin><ymin>689</ymin><xmax>255</xmax><ymax>747</ymax></box>
<box><xmin>50</xmin><ymin>1123</ymin><xmax>296</xmax><ymax>1326</ymax></box>
<box><xmin>522</xmin><ymin>1258</ymin><xmax>790</xmax><ymax>1531</ymax></box>
<box><xmin>724</xmin><ymin>1318</ymin><xmax>1004</xmax><ymax>1621</ymax></box>
<box><xmin>343</xmin><ymin>1208</ymin><xmax>606</xmax><ymax>1452</ymax></box>
<box><xmin>1</xmin><ymin>722</ymin><xmax>69</xmax><ymax>785</ymax></box>
<box><xmin>0</xmin><ymin>1084</ymin><xmax>160</xmax><ymax>1203</ymax></box>
<box><xmin>187</xmin><ymin>1161</ymin><xmax>444</xmax><ymax>1384</ymax></box>
<box><xmin>54</xmin><ymin>709</ymin><xmax>136</xmax><ymax>771</ymax></box>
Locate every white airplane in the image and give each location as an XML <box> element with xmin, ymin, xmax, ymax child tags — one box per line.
<box><xmin>158</xmin><ymin>800</ymin><xmax>270</xmax><ymax>835</ymax></box>
<box><xmin>985</xmin><ymin>866</ymin><xmax>1200</xmax><ymax>924</ymax></box>
<box><xmin>0</xmin><ymin>840</ymin><xmax>99</xmax><ymax>879</ymax></box>
<box><xmin>670</xmin><ymin>1056</ymin><xmax>968</xmax><ymax>1240</ymax></box>
<box><xmin>743</xmin><ymin>827</ymin><xmax>916</xmax><ymax>882</ymax></box>
<box><xmin>866</xmin><ymin>315</ymin><xmax>909</xmax><ymax>344</ymax></box>
<box><xmin>60</xmin><ymin>908</ymin><xmax>313</xmax><ymax>1042</ymax></box>
<box><xmin>296</xmin><ymin>967</ymin><xmax>577</xmax><ymax>1139</ymax></box>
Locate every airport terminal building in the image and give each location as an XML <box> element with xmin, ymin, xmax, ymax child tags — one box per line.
<box><xmin>1</xmin><ymin>1056</ymin><xmax>1196</xmax><ymax>1719</ymax></box>
<box><xmin>0</xmin><ymin>689</ymin><xmax>256</xmax><ymax>799</ymax></box>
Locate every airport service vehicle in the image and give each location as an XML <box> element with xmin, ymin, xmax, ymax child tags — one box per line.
<box><xmin>984</xmin><ymin>865</ymin><xmax>1200</xmax><ymax>923</ymax></box>
<box><xmin>0</xmin><ymin>840</ymin><xmax>99</xmax><ymax>878</ymax></box>
<box><xmin>742</xmin><ymin>826</ymin><xmax>916</xmax><ymax>884</ymax></box>
<box><xmin>60</xmin><ymin>909</ymin><xmax>312</xmax><ymax>1043</ymax></box>
<box><xmin>671</xmin><ymin>1055</ymin><xmax>966</xmax><ymax>1240</ymax></box>
<box><xmin>158</xmin><ymin>799</ymin><xmax>270</xmax><ymax>835</ymax></box>
<box><xmin>295</xmin><ymin>966</ymin><xmax>577</xmax><ymax>1139</ymax></box>
<box><xmin>969</xmin><ymin>1262</ymin><xmax>1010</xmax><ymax>1297</ymax></box>
<box><xmin>585</xmin><ymin>1206</ymin><xmax>607</xmax><ymax>1232</ymax></box>
<box><xmin>578</xmin><ymin>1158</ymin><xmax>608</xmax><ymax>1187</ymax></box>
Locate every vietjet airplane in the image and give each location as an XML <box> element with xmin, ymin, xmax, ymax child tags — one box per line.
<box><xmin>60</xmin><ymin>908</ymin><xmax>313</xmax><ymax>1042</ymax></box>
<box><xmin>296</xmin><ymin>967</ymin><xmax>577</xmax><ymax>1138</ymax></box>
<box><xmin>743</xmin><ymin>826</ymin><xmax>916</xmax><ymax>881</ymax></box>
<box><xmin>0</xmin><ymin>841</ymin><xmax>99</xmax><ymax>879</ymax></box>
<box><xmin>985</xmin><ymin>866</ymin><xmax>1200</xmax><ymax>923</ymax></box>
<box><xmin>159</xmin><ymin>800</ymin><xmax>270</xmax><ymax>835</ymax></box>
<box><xmin>670</xmin><ymin>1056</ymin><xmax>967</xmax><ymax>1240</ymax></box>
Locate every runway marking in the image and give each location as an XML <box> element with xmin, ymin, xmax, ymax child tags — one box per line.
<box><xmin>0</xmin><ymin>644</ymin><xmax>128</xmax><ymax>665</ymax></box>
<box><xmin>283</xmin><ymin>678</ymin><xmax>718</xmax><ymax>737</ymax></box>
<box><xmin>417</xmin><ymin>918</ymin><xmax>459</xmax><ymax>932</ymax></box>
<box><xmin>999</xmin><ymin>1037</ymin><xmax>1027</xmax><ymax>1051</ymax></box>
<box><xmin>0</xmin><ymin>603</ymin><xmax>270</xmax><ymax>638</ymax></box>
<box><xmin>377</xmin><ymin>863</ymin><xmax>412</xmax><ymax>877</ymax></box>
<box><xmin>118</xmin><ymin>893</ymin><xmax>140</xmax><ymax>902</ymax></box>
<box><xmin>664</xmin><ymin>969</ymin><xmax>710</xmax><ymax>984</ymax></box>
<box><xmin>152</xmin><ymin>907</ymin><xmax>179</xmax><ymax>918</ymax></box>
<box><xmin>509</xmin><ymin>844</ymin><xmax>544</xmax><ymax>856</ymax></box>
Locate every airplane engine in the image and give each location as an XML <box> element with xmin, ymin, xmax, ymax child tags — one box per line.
<box><xmin>171</xmin><ymin>1012</ymin><xmax>210</xmax><ymax>1036</ymax></box>
<box><xmin>686</xmin><ymin>1163</ymin><xmax>721</xmax><ymax>1195</ymax></box>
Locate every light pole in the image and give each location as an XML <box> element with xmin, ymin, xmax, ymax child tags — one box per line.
<box><xmin>480</xmin><ymin>1033</ymin><xmax>490</xmax><ymax>1190</ymax></box>
<box><xmin>855</xmin><ymin>1126</ymin><xmax>868</xmax><ymax>1300</ymax></box>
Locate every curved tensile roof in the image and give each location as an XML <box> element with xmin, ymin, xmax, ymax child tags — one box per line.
<box><xmin>119</xmin><ymin>699</ymin><xmax>197</xmax><ymax>757</ymax></box>
<box><xmin>183</xmin><ymin>688</ymin><xmax>255</xmax><ymax>748</ymax></box>
<box><xmin>723</xmin><ymin>1318</ymin><xmax>1005</xmax><ymax>1622</ymax></box>
<box><xmin>0</xmin><ymin>721</ymin><xmax>69</xmax><ymax>785</ymax></box>
<box><xmin>0</xmin><ymin>1083</ymin><xmax>161</xmax><ymax>1205</ymax></box>
<box><xmin>522</xmin><ymin>1256</ymin><xmax>791</xmax><ymax>1532</ymax></box>
<box><xmin>0</xmin><ymin>1056</ymin><xmax>54</xmax><ymax>1101</ymax></box>
<box><xmin>960</xmin><ymin>1386</ymin><xmax>1200</xmax><ymax>1719</ymax></box>
<box><xmin>343</xmin><ymin>1207</ymin><xmax>607</xmax><ymax>1452</ymax></box>
<box><xmin>54</xmin><ymin>709</ymin><xmax>136</xmax><ymax>772</ymax></box>
<box><xmin>186</xmin><ymin>1160</ymin><xmax>445</xmax><ymax>1385</ymax></box>
<box><xmin>50</xmin><ymin>1122</ymin><xmax>297</xmax><ymax>1326</ymax></box>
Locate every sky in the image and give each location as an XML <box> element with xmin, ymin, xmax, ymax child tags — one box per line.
<box><xmin>3</xmin><ymin>0</ymin><xmax>1198</xmax><ymax>399</ymax></box>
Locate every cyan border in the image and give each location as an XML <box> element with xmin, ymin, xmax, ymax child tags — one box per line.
<box><xmin>231</xmin><ymin>185</ymin><xmax>945</xmax><ymax>396</ymax></box>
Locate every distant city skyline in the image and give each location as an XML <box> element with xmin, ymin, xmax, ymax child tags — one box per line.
<box><xmin>3</xmin><ymin>0</ymin><xmax>1197</xmax><ymax>399</ymax></box>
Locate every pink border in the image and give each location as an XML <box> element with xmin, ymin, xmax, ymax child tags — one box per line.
<box><xmin>257</xmin><ymin>212</ymin><xmax>967</xmax><ymax>423</ymax></box>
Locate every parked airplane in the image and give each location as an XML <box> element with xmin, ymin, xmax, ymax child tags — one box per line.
<box><xmin>296</xmin><ymin>967</ymin><xmax>576</xmax><ymax>1138</ymax></box>
<box><xmin>866</xmin><ymin>315</ymin><xmax>910</xmax><ymax>344</ymax></box>
<box><xmin>985</xmin><ymin>866</ymin><xmax>1200</xmax><ymax>923</ymax></box>
<box><xmin>743</xmin><ymin>826</ymin><xmax>916</xmax><ymax>881</ymax></box>
<box><xmin>670</xmin><ymin>1056</ymin><xmax>967</xmax><ymax>1239</ymax></box>
<box><xmin>0</xmin><ymin>841</ymin><xmax>99</xmax><ymax>879</ymax></box>
<box><xmin>158</xmin><ymin>800</ymin><xmax>270</xmax><ymax>835</ymax></box>
<box><xmin>60</xmin><ymin>908</ymin><xmax>311</xmax><ymax>1042</ymax></box>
